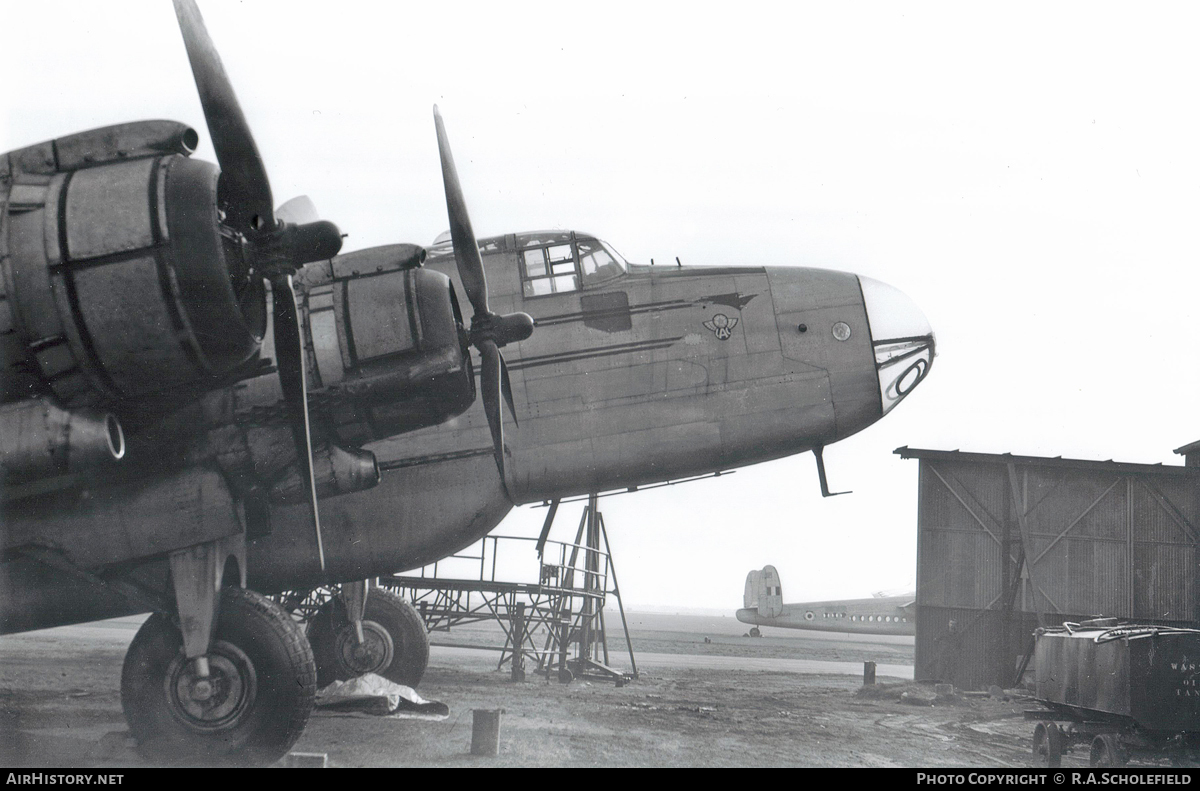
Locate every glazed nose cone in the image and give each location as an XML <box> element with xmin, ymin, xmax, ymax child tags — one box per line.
<box><xmin>859</xmin><ymin>276</ymin><xmax>935</xmax><ymax>415</ymax></box>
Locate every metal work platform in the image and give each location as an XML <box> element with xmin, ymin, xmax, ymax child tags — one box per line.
<box><xmin>380</xmin><ymin>494</ymin><xmax>638</xmax><ymax>685</ymax></box>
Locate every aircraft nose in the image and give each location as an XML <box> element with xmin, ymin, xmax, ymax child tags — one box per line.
<box><xmin>859</xmin><ymin>276</ymin><xmax>935</xmax><ymax>415</ymax></box>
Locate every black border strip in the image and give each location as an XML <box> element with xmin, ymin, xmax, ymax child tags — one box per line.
<box><xmin>534</xmin><ymin>297</ymin><xmax>692</xmax><ymax>325</ymax></box>
<box><xmin>341</xmin><ymin>278</ymin><xmax>359</xmax><ymax>366</ymax></box>
<box><xmin>148</xmin><ymin>156</ymin><xmax>206</xmax><ymax>374</ymax></box>
<box><xmin>511</xmin><ymin>336</ymin><xmax>683</xmax><ymax>365</ymax></box>
<box><xmin>55</xmin><ymin>171</ymin><xmax>125</xmax><ymax>399</ymax></box>
<box><xmin>533</xmin><ymin>292</ymin><xmax>757</xmax><ymax>328</ymax></box>
<box><xmin>873</xmin><ymin>334</ymin><xmax>935</xmax><ymax>346</ymax></box>
<box><xmin>48</xmin><ymin>247</ymin><xmax>159</xmax><ymax>274</ymax></box>
<box><xmin>404</xmin><ymin>268</ymin><xmax>421</xmax><ymax>351</ymax></box>
<box><xmin>378</xmin><ymin>446</ymin><xmax>494</xmax><ymax>471</ymax></box>
<box><xmin>632</xmin><ymin>265</ymin><xmax>766</xmax><ymax>278</ymax></box>
<box><xmin>876</xmin><ymin>341</ymin><xmax>934</xmax><ymax>371</ymax></box>
<box><xmin>507</xmin><ymin>336</ymin><xmax>683</xmax><ymax>371</ymax></box>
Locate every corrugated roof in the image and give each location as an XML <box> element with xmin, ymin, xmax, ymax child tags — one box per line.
<box><xmin>1174</xmin><ymin>439</ymin><xmax>1200</xmax><ymax>456</ymax></box>
<box><xmin>894</xmin><ymin>446</ymin><xmax>1200</xmax><ymax>477</ymax></box>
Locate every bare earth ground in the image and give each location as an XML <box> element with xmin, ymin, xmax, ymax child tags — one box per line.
<box><xmin>0</xmin><ymin>611</ymin><xmax>1069</xmax><ymax>768</ymax></box>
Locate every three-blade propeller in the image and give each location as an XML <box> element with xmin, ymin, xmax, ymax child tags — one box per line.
<box><xmin>174</xmin><ymin>0</ymin><xmax>342</xmax><ymax>570</ymax></box>
<box><xmin>434</xmin><ymin>107</ymin><xmax>534</xmax><ymax>499</ymax></box>
<box><xmin>173</xmin><ymin>1</ymin><xmax>535</xmax><ymax>575</ymax></box>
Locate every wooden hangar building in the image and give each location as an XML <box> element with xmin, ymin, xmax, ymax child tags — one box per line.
<box><xmin>896</xmin><ymin>444</ymin><xmax>1200</xmax><ymax>691</ymax></box>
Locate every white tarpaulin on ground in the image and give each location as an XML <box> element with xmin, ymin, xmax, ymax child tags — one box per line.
<box><xmin>314</xmin><ymin>674</ymin><xmax>450</xmax><ymax>720</ymax></box>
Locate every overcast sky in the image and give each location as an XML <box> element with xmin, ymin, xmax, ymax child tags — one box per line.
<box><xmin>5</xmin><ymin>1</ymin><xmax>1199</xmax><ymax>612</ymax></box>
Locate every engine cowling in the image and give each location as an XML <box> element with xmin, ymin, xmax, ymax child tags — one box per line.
<box><xmin>0</xmin><ymin>121</ymin><xmax>266</xmax><ymax>410</ymax></box>
<box><xmin>298</xmin><ymin>245</ymin><xmax>475</xmax><ymax>446</ymax></box>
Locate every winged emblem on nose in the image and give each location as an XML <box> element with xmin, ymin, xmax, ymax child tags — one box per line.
<box><xmin>703</xmin><ymin>313</ymin><xmax>739</xmax><ymax>340</ymax></box>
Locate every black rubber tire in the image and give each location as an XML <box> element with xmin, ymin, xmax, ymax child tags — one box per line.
<box><xmin>120</xmin><ymin>587</ymin><xmax>316</xmax><ymax>766</ymax></box>
<box><xmin>749</xmin><ymin>627</ymin><xmax>761</xmax><ymax>638</ymax></box>
<box><xmin>307</xmin><ymin>587</ymin><xmax>430</xmax><ymax>689</ymax></box>
<box><xmin>1090</xmin><ymin>734</ymin><xmax>1127</xmax><ymax>767</ymax></box>
<box><xmin>1032</xmin><ymin>722</ymin><xmax>1063</xmax><ymax>768</ymax></box>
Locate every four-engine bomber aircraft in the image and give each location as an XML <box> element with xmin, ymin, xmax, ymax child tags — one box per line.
<box><xmin>0</xmin><ymin>1</ymin><xmax>935</xmax><ymax>765</ymax></box>
<box><xmin>737</xmin><ymin>566</ymin><xmax>915</xmax><ymax>636</ymax></box>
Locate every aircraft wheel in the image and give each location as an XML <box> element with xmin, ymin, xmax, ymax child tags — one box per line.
<box><xmin>1032</xmin><ymin>721</ymin><xmax>1064</xmax><ymax>767</ymax></box>
<box><xmin>308</xmin><ymin>587</ymin><xmax>430</xmax><ymax>688</ymax></box>
<box><xmin>749</xmin><ymin>627</ymin><xmax>761</xmax><ymax>638</ymax></box>
<box><xmin>1089</xmin><ymin>734</ymin><xmax>1127</xmax><ymax>767</ymax></box>
<box><xmin>120</xmin><ymin>587</ymin><xmax>316</xmax><ymax>766</ymax></box>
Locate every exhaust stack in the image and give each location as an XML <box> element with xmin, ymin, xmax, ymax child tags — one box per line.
<box><xmin>0</xmin><ymin>397</ymin><xmax>124</xmax><ymax>482</ymax></box>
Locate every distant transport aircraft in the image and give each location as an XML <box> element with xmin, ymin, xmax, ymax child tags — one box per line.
<box><xmin>737</xmin><ymin>566</ymin><xmax>915</xmax><ymax>636</ymax></box>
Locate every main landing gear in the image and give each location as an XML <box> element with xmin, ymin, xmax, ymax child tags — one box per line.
<box><xmin>115</xmin><ymin>534</ymin><xmax>316</xmax><ymax>766</ymax></box>
<box><xmin>121</xmin><ymin>587</ymin><xmax>316</xmax><ymax>766</ymax></box>
<box><xmin>306</xmin><ymin>583</ymin><xmax>430</xmax><ymax>688</ymax></box>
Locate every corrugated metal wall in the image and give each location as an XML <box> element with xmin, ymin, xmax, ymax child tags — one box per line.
<box><xmin>910</xmin><ymin>452</ymin><xmax>1200</xmax><ymax>690</ymax></box>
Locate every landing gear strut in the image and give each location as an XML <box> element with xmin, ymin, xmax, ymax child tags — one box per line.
<box><xmin>307</xmin><ymin>585</ymin><xmax>430</xmax><ymax>688</ymax></box>
<box><xmin>121</xmin><ymin>587</ymin><xmax>316</xmax><ymax>765</ymax></box>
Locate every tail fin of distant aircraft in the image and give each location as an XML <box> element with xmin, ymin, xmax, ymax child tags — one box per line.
<box><xmin>744</xmin><ymin>569</ymin><xmax>762</xmax><ymax>609</ymax></box>
<box><xmin>746</xmin><ymin>565</ymin><xmax>784</xmax><ymax>618</ymax></box>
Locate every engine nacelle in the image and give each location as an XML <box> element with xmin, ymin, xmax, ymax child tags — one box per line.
<box><xmin>299</xmin><ymin>247</ymin><xmax>475</xmax><ymax>446</ymax></box>
<box><xmin>0</xmin><ymin>121</ymin><xmax>266</xmax><ymax>410</ymax></box>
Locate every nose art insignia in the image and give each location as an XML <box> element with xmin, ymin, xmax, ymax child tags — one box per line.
<box><xmin>703</xmin><ymin>313</ymin><xmax>738</xmax><ymax>340</ymax></box>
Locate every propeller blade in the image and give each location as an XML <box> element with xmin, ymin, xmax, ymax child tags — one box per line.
<box><xmin>434</xmin><ymin>109</ymin><xmax>525</xmax><ymax>490</ymax></box>
<box><xmin>173</xmin><ymin>0</ymin><xmax>274</xmax><ymax>236</ymax></box>
<box><xmin>478</xmin><ymin>339</ymin><xmax>512</xmax><ymax>501</ymax></box>
<box><xmin>499</xmin><ymin>352</ymin><xmax>518</xmax><ymax>428</ymax></box>
<box><xmin>275</xmin><ymin>195</ymin><xmax>320</xmax><ymax>225</ymax></box>
<box><xmin>272</xmin><ymin>275</ymin><xmax>325</xmax><ymax>570</ymax></box>
<box><xmin>464</xmin><ymin>348</ymin><xmax>477</xmax><ymax>405</ymax></box>
<box><xmin>433</xmin><ymin>105</ymin><xmax>489</xmax><ymax>318</ymax></box>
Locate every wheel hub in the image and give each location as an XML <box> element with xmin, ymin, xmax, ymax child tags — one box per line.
<box><xmin>334</xmin><ymin>620</ymin><xmax>394</xmax><ymax>676</ymax></box>
<box><xmin>190</xmin><ymin>678</ymin><xmax>214</xmax><ymax>701</ymax></box>
<box><xmin>165</xmin><ymin>641</ymin><xmax>257</xmax><ymax>730</ymax></box>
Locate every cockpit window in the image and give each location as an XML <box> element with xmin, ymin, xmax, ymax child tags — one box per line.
<box><xmin>522</xmin><ymin>244</ymin><xmax>579</xmax><ymax>296</ymax></box>
<box><xmin>578</xmin><ymin>238</ymin><xmax>627</xmax><ymax>286</ymax></box>
<box><xmin>519</xmin><ymin>232</ymin><xmax>627</xmax><ymax>298</ymax></box>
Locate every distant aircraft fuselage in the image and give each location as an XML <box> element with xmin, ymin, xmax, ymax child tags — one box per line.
<box><xmin>736</xmin><ymin>597</ymin><xmax>915</xmax><ymax>636</ymax></box>
<box><xmin>737</xmin><ymin>565</ymin><xmax>915</xmax><ymax>636</ymax></box>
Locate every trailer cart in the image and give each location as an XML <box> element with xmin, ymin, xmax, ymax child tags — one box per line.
<box><xmin>1028</xmin><ymin>620</ymin><xmax>1200</xmax><ymax>767</ymax></box>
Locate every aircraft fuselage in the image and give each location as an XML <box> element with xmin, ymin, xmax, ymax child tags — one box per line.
<box><xmin>1</xmin><ymin>231</ymin><xmax>935</xmax><ymax>630</ymax></box>
<box><xmin>248</xmin><ymin>232</ymin><xmax>932</xmax><ymax>590</ymax></box>
<box><xmin>736</xmin><ymin>595</ymin><xmax>915</xmax><ymax>636</ymax></box>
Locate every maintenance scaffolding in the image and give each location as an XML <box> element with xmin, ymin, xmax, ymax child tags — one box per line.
<box><xmin>380</xmin><ymin>493</ymin><xmax>637</xmax><ymax>684</ymax></box>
